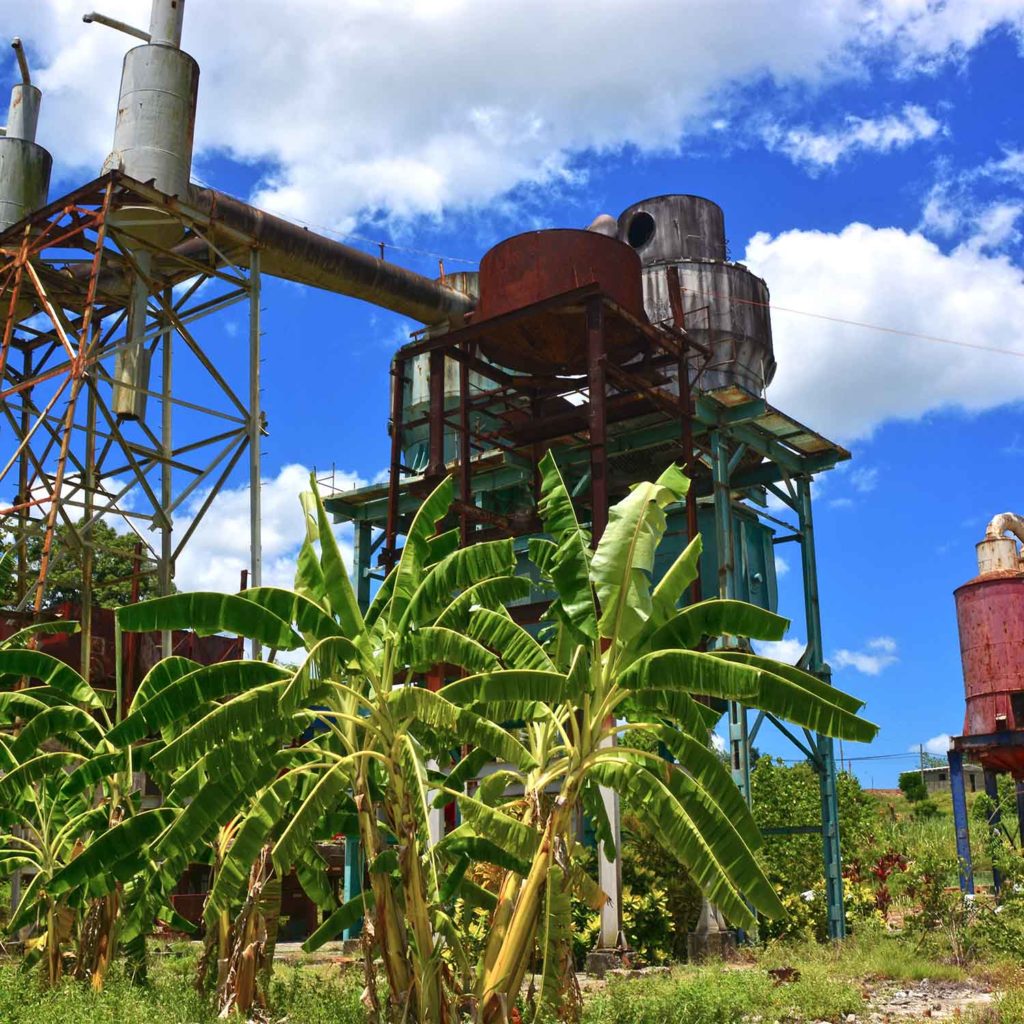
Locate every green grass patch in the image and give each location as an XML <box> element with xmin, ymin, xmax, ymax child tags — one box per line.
<box><xmin>582</xmin><ymin>962</ymin><xmax>862</xmax><ymax>1024</ymax></box>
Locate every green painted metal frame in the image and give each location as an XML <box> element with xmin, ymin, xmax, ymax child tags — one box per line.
<box><xmin>332</xmin><ymin>341</ymin><xmax>853</xmax><ymax>943</ymax></box>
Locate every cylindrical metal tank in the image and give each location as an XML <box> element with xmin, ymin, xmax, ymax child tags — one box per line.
<box><xmin>0</xmin><ymin>45</ymin><xmax>52</xmax><ymax>233</ymax></box>
<box><xmin>103</xmin><ymin>44</ymin><xmax>198</xmax><ymax>199</ymax></box>
<box><xmin>102</xmin><ymin>42</ymin><xmax>199</xmax><ymax>247</ymax></box>
<box><xmin>474</xmin><ymin>229</ymin><xmax>645</xmax><ymax>374</ymax></box>
<box><xmin>955</xmin><ymin>520</ymin><xmax>1024</xmax><ymax>777</ymax></box>
<box><xmin>0</xmin><ymin>137</ymin><xmax>51</xmax><ymax>232</ymax></box>
<box><xmin>617</xmin><ymin>194</ymin><xmax>776</xmax><ymax>395</ymax></box>
<box><xmin>618</xmin><ymin>195</ymin><xmax>726</xmax><ymax>262</ymax></box>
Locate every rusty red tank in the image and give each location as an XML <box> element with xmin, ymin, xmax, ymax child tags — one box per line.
<box><xmin>955</xmin><ymin>570</ymin><xmax>1024</xmax><ymax>777</ymax></box>
<box><xmin>474</xmin><ymin>229</ymin><xmax>645</xmax><ymax>374</ymax></box>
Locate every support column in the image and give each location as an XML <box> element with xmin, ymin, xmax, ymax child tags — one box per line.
<box><xmin>1016</xmin><ymin>781</ymin><xmax>1024</xmax><ymax>850</ymax></box>
<box><xmin>711</xmin><ymin>431</ymin><xmax>748</xmax><ymax>798</ymax></box>
<box><xmin>797</xmin><ymin>475</ymin><xmax>846</xmax><ymax>940</ymax></box>
<box><xmin>80</xmin><ymin>382</ymin><xmax>97</xmax><ymax>683</ymax></box>
<box><xmin>983</xmin><ymin>769</ymin><xmax>1002</xmax><ymax>895</ymax></box>
<box><xmin>384</xmin><ymin>356</ymin><xmax>406</xmax><ymax>572</ymax></box>
<box><xmin>160</xmin><ymin>286</ymin><xmax>174</xmax><ymax>658</ymax></box>
<box><xmin>248</xmin><ymin>250</ymin><xmax>262</xmax><ymax>660</ymax></box>
<box><xmin>427</xmin><ymin>348</ymin><xmax>445</xmax><ymax>478</ymax></box>
<box><xmin>949</xmin><ymin>749</ymin><xmax>974</xmax><ymax>893</ymax></box>
<box><xmin>342</xmin><ymin>836</ymin><xmax>364</xmax><ymax>943</ymax></box>
<box><xmin>352</xmin><ymin>522</ymin><xmax>372</xmax><ymax>611</ymax></box>
<box><xmin>586</xmin><ymin>297</ymin><xmax>608</xmax><ymax>540</ymax></box>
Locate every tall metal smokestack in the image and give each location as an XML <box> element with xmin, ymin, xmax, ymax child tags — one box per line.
<box><xmin>0</xmin><ymin>38</ymin><xmax>52</xmax><ymax>233</ymax></box>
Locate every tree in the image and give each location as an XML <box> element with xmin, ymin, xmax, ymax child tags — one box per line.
<box><xmin>0</xmin><ymin>520</ymin><xmax>165</xmax><ymax>610</ymax></box>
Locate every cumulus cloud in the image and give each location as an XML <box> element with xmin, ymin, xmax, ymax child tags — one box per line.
<box><xmin>911</xmin><ymin>733</ymin><xmax>953</xmax><ymax>756</ymax></box>
<box><xmin>745</xmin><ymin>223</ymin><xmax>1024</xmax><ymax>441</ymax></box>
<box><xmin>754</xmin><ymin>637</ymin><xmax>806</xmax><ymax>665</ymax></box>
<box><xmin>760</xmin><ymin>104</ymin><xmax>944</xmax><ymax>171</ymax></box>
<box><xmin>11</xmin><ymin>1</ymin><xmax>1024</xmax><ymax>227</ymax></box>
<box><xmin>832</xmin><ymin>636</ymin><xmax>898</xmax><ymax>675</ymax></box>
<box><xmin>172</xmin><ymin>463</ymin><xmax>365</xmax><ymax>594</ymax></box>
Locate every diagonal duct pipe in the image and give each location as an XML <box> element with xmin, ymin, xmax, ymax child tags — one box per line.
<box><xmin>181</xmin><ymin>187</ymin><xmax>476</xmax><ymax>326</ymax></box>
<box><xmin>87</xmin><ymin>0</ymin><xmax>475</xmax><ymax>328</ymax></box>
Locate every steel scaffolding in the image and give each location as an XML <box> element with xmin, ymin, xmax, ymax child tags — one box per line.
<box><xmin>0</xmin><ymin>171</ymin><xmax>263</xmax><ymax>673</ymax></box>
<box><xmin>327</xmin><ymin>281</ymin><xmax>855</xmax><ymax>939</ymax></box>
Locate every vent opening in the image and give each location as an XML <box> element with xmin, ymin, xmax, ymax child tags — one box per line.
<box><xmin>627</xmin><ymin>211</ymin><xmax>656</xmax><ymax>250</ymax></box>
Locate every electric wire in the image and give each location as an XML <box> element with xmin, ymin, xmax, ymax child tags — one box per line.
<box><xmin>192</xmin><ymin>174</ymin><xmax>1023</xmax><ymax>359</ymax></box>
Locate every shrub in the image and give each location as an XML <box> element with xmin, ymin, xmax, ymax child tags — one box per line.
<box><xmin>898</xmin><ymin>771</ymin><xmax>928</xmax><ymax>803</ymax></box>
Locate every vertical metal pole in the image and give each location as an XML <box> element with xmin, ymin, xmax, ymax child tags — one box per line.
<box><xmin>1016</xmin><ymin>781</ymin><xmax>1024</xmax><ymax>850</ymax></box>
<box><xmin>586</xmin><ymin>296</ymin><xmax>608</xmax><ymax>540</ymax></box>
<box><xmin>949</xmin><ymin>749</ymin><xmax>974</xmax><ymax>894</ymax></box>
<box><xmin>248</xmin><ymin>250</ymin><xmax>262</xmax><ymax>660</ymax></box>
<box><xmin>458</xmin><ymin>345</ymin><xmax>471</xmax><ymax>546</ymax></box>
<box><xmin>342</xmin><ymin>836</ymin><xmax>364</xmax><ymax>942</ymax></box>
<box><xmin>983</xmin><ymin>769</ymin><xmax>1002</xmax><ymax>895</ymax></box>
<box><xmin>428</xmin><ymin>349</ymin><xmax>445</xmax><ymax>478</ymax></box>
<box><xmin>80</xmin><ymin>381</ymin><xmax>97</xmax><ymax>683</ymax></box>
<box><xmin>160</xmin><ymin>286</ymin><xmax>173</xmax><ymax>658</ymax></box>
<box><xmin>384</xmin><ymin>356</ymin><xmax>405</xmax><ymax>572</ymax></box>
<box><xmin>586</xmin><ymin>296</ymin><xmax>620</xmax><ymax>949</ymax></box>
<box><xmin>352</xmin><ymin>522</ymin><xmax>372</xmax><ymax>612</ymax></box>
<box><xmin>712</xmin><ymin>430</ymin><xmax>748</xmax><ymax>799</ymax></box>
<box><xmin>797</xmin><ymin>475</ymin><xmax>846</xmax><ymax>939</ymax></box>
<box><xmin>15</xmin><ymin>349</ymin><xmax>31</xmax><ymax>606</ymax></box>
<box><xmin>666</xmin><ymin>267</ymin><xmax>701</xmax><ymax>606</ymax></box>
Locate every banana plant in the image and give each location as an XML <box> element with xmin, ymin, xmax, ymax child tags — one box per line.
<box><xmin>0</xmin><ymin>641</ymin><xmax>130</xmax><ymax>987</ymax></box>
<box><xmin>110</xmin><ymin>460</ymin><xmax>876</xmax><ymax>1024</ymax></box>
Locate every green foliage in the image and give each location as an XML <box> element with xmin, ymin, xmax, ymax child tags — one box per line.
<box><xmin>898</xmin><ymin>770</ymin><xmax>928</xmax><ymax>803</ymax></box>
<box><xmin>749</xmin><ymin>756</ymin><xmax>874</xmax><ymax>895</ymax></box>
<box><xmin>3</xmin><ymin>460</ymin><xmax>878</xmax><ymax>1022</ymax></box>
<box><xmin>0</xmin><ymin>520</ymin><xmax>166</xmax><ymax>610</ymax></box>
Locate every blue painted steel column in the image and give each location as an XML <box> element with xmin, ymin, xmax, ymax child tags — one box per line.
<box><xmin>1017</xmin><ymin>781</ymin><xmax>1024</xmax><ymax>851</ymax></box>
<box><xmin>342</xmin><ymin>836</ymin><xmax>364</xmax><ymax>940</ymax></box>
<box><xmin>711</xmin><ymin>430</ymin><xmax>748</xmax><ymax>801</ymax></box>
<box><xmin>797</xmin><ymin>476</ymin><xmax>846</xmax><ymax>940</ymax></box>
<box><xmin>949</xmin><ymin>749</ymin><xmax>974</xmax><ymax>894</ymax></box>
<box><xmin>983</xmin><ymin>769</ymin><xmax>1002</xmax><ymax>895</ymax></box>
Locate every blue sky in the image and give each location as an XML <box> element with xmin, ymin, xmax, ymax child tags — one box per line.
<box><xmin>8</xmin><ymin>1</ymin><xmax>1024</xmax><ymax>786</ymax></box>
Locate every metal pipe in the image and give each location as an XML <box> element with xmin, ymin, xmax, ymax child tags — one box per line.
<box><xmin>248</xmin><ymin>247</ymin><xmax>262</xmax><ymax>660</ymax></box>
<box><xmin>11</xmin><ymin>39</ymin><xmax>30</xmax><ymax>86</ymax></box>
<box><xmin>184</xmin><ymin>187</ymin><xmax>476</xmax><ymax>327</ymax></box>
<box><xmin>82</xmin><ymin>13</ymin><xmax>151</xmax><ymax>43</ymax></box>
<box><xmin>149</xmin><ymin>0</ymin><xmax>185</xmax><ymax>48</ymax></box>
<box><xmin>985</xmin><ymin>512</ymin><xmax>1024</xmax><ymax>545</ymax></box>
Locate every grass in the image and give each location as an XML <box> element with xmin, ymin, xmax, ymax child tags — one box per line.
<box><xmin>583</xmin><ymin>963</ymin><xmax>861</xmax><ymax>1024</ymax></box>
<box><xmin>0</xmin><ymin>931</ymin><xmax>1018</xmax><ymax>1023</ymax></box>
<box><xmin>0</xmin><ymin>956</ymin><xmax>366</xmax><ymax>1024</ymax></box>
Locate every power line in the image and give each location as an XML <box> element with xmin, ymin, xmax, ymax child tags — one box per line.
<box><xmin>192</xmin><ymin>175</ymin><xmax>1023</xmax><ymax>360</ymax></box>
<box><xmin>681</xmin><ymin>285</ymin><xmax>1024</xmax><ymax>360</ymax></box>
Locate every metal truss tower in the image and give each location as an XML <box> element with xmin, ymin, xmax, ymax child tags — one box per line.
<box><xmin>0</xmin><ymin>171</ymin><xmax>263</xmax><ymax>670</ymax></box>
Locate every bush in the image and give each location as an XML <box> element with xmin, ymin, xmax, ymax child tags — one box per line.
<box><xmin>898</xmin><ymin>771</ymin><xmax>928</xmax><ymax>803</ymax></box>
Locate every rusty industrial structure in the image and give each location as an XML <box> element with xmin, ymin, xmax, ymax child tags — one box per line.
<box><xmin>2</xmin><ymin>0</ymin><xmax>861</xmax><ymax>950</ymax></box>
<box><xmin>949</xmin><ymin>513</ymin><xmax>1024</xmax><ymax>892</ymax></box>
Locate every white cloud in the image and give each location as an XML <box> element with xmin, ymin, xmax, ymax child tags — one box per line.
<box><xmin>13</xmin><ymin>1</ymin><xmax>1024</xmax><ymax>227</ymax></box>
<box><xmin>774</xmin><ymin>553</ymin><xmax>790</xmax><ymax>577</ymax></box>
<box><xmin>832</xmin><ymin>635</ymin><xmax>898</xmax><ymax>675</ymax></box>
<box><xmin>746</xmin><ymin>223</ymin><xmax>1024</xmax><ymax>441</ymax></box>
<box><xmin>760</xmin><ymin>104</ymin><xmax>944</xmax><ymax>171</ymax></box>
<box><xmin>172</xmin><ymin>463</ymin><xmax>365</xmax><ymax>594</ymax></box>
<box><xmin>850</xmin><ymin>466</ymin><xmax>878</xmax><ymax>493</ymax></box>
<box><xmin>710</xmin><ymin>733</ymin><xmax>727</xmax><ymax>755</ymax></box>
<box><xmin>754</xmin><ymin>637</ymin><xmax>806</xmax><ymax>665</ymax></box>
<box><xmin>910</xmin><ymin>733</ymin><xmax>953</xmax><ymax>756</ymax></box>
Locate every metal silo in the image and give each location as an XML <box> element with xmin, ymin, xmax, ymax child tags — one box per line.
<box><xmin>0</xmin><ymin>39</ymin><xmax>52</xmax><ymax>233</ymax></box>
<box><xmin>617</xmin><ymin>194</ymin><xmax>776</xmax><ymax>396</ymax></box>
